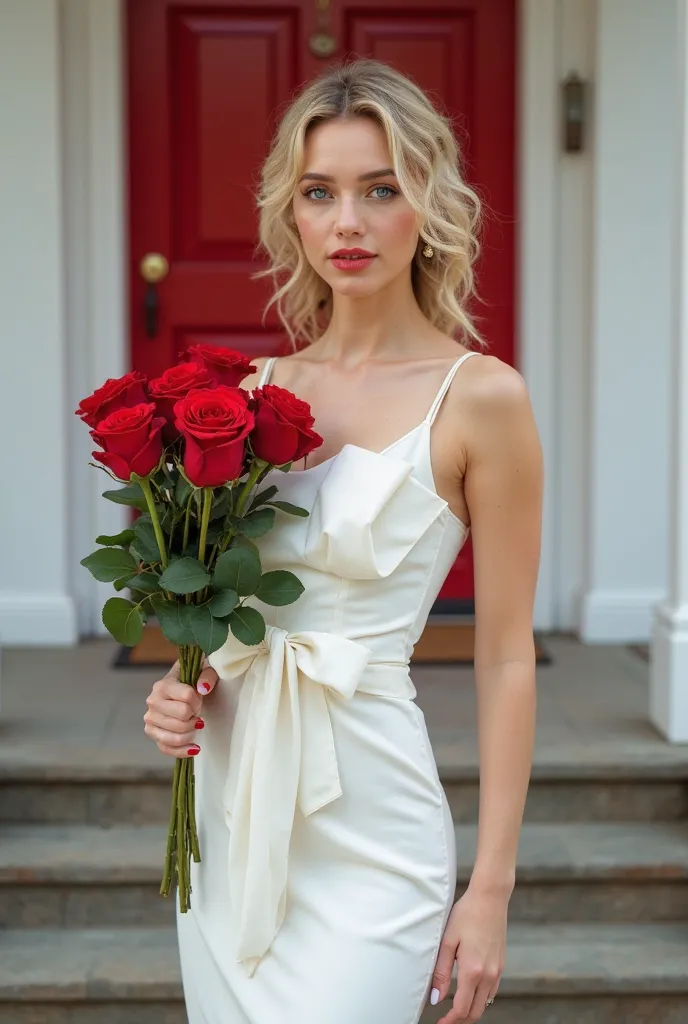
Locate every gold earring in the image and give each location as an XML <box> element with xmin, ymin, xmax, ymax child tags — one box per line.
<box><xmin>422</xmin><ymin>243</ymin><xmax>434</xmax><ymax>259</ymax></box>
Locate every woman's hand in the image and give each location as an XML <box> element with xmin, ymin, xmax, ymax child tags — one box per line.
<box><xmin>430</xmin><ymin>883</ymin><xmax>508</xmax><ymax>1023</ymax></box>
<box><xmin>143</xmin><ymin>659</ymin><xmax>219</xmax><ymax>758</ymax></box>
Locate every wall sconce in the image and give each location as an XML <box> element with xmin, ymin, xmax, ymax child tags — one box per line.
<box><xmin>562</xmin><ymin>72</ymin><xmax>587</xmax><ymax>153</ymax></box>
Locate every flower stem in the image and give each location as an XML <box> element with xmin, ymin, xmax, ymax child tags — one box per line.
<box><xmin>159</xmin><ymin>644</ymin><xmax>203</xmax><ymax>911</ymax></box>
<box><xmin>160</xmin><ymin>756</ymin><xmax>181</xmax><ymax>897</ymax></box>
<box><xmin>182</xmin><ymin>500</ymin><xmax>191</xmax><ymax>554</ymax></box>
<box><xmin>138</xmin><ymin>475</ymin><xmax>168</xmax><ymax>568</ymax></box>
<box><xmin>197</xmin><ymin>487</ymin><xmax>213</xmax><ymax>565</ymax></box>
<box><xmin>235</xmin><ymin>459</ymin><xmax>265</xmax><ymax>519</ymax></box>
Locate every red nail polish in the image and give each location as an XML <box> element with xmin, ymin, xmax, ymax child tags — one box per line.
<box><xmin>187</xmin><ymin>745</ymin><xmax>200</xmax><ymax>756</ymax></box>
<box><xmin>199</xmin><ymin>681</ymin><xmax>211</xmax><ymax>694</ymax></box>
<box><xmin>194</xmin><ymin>719</ymin><xmax>205</xmax><ymax>730</ymax></box>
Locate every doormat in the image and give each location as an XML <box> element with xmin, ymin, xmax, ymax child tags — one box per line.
<box><xmin>114</xmin><ymin>623</ymin><xmax>551</xmax><ymax>668</ymax></box>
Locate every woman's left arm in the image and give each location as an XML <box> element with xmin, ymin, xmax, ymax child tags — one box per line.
<box><xmin>432</xmin><ymin>359</ymin><xmax>543</xmax><ymax>1024</ymax></box>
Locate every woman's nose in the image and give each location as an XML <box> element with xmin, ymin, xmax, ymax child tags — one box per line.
<box><xmin>334</xmin><ymin>196</ymin><xmax>364</xmax><ymax>236</ymax></box>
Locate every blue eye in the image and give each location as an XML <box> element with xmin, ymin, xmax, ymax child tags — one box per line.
<box><xmin>304</xmin><ymin>187</ymin><xmax>330</xmax><ymax>201</ymax></box>
<box><xmin>370</xmin><ymin>186</ymin><xmax>397</xmax><ymax>199</ymax></box>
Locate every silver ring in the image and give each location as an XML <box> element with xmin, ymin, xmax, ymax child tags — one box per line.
<box><xmin>485</xmin><ymin>997</ymin><xmax>496</xmax><ymax>1008</ymax></box>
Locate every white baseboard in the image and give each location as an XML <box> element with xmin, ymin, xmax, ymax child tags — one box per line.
<box><xmin>578</xmin><ymin>587</ymin><xmax>666</xmax><ymax>642</ymax></box>
<box><xmin>0</xmin><ymin>593</ymin><xmax>78</xmax><ymax>646</ymax></box>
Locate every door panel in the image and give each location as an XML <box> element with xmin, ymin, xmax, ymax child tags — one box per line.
<box><xmin>127</xmin><ymin>0</ymin><xmax>516</xmax><ymax>604</ymax></box>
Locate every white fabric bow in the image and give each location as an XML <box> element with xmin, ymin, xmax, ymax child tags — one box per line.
<box><xmin>303</xmin><ymin>445</ymin><xmax>448</xmax><ymax>578</ymax></box>
<box><xmin>207</xmin><ymin>624</ymin><xmax>373</xmax><ymax>976</ymax></box>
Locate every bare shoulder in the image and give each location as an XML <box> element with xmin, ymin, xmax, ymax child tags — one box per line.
<box><xmin>460</xmin><ymin>353</ymin><xmax>530</xmax><ymax>409</ymax></box>
<box><xmin>455</xmin><ymin>354</ymin><xmax>536</xmax><ymax>445</ymax></box>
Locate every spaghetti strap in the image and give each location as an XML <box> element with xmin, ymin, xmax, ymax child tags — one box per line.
<box><xmin>258</xmin><ymin>356</ymin><xmax>277</xmax><ymax>386</ymax></box>
<box><xmin>424</xmin><ymin>351</ymin><xmax>480</xmax><ymax>426</ymax></box>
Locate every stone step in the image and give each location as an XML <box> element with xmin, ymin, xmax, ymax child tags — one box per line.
<box><xmin>2</xmin><ymin>757</ymin><xmax>687</xmax><ymax>825</ymax></box>
<box><xmin>2</xmin><ymin>822</ymin><xmax>687</xmax><ymax>928</ymax></box>
<box><xmin>1</xmin><ymin>924</ymin><xmax>687</xmax><ymax>1024</ymax></box>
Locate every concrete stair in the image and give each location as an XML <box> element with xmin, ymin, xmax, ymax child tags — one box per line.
<box><xmin>2</xmin><ymin>821</ymin><xmax>688</xmax><ymax>928</ymax></box>
<box><xmin>2</xmin><ymin>755</ymin><xmax>688</xmax><ymax>1021</ymax></box>
<box><xmin>2</xmin><ymin>924</ymin><xmax>688</xmax><ymax>1023</ymax></box>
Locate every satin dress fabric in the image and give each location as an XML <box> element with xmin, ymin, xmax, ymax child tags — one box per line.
<box><xmin>177</xmin><ymin>351</ymin><xmax>479</xmax><ymax>1024</ymax></box>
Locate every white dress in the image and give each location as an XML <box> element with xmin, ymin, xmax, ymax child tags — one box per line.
<box><xmin>177</xmin><ymin>351</ymin><xmax>479</xmax><ymax>1023</ymax></box>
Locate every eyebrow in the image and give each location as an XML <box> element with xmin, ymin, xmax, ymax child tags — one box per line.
<box><xmin>299</xmin><ymin>167</ymin><xmax>396</xmax><ymax>183</ymax></box>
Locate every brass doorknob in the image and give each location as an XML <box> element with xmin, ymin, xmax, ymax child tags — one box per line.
<box><xmin>139</xmin><ymin>252</ymin><xmax>169</xmax><ymax>284</ymax></box>
<box><xmin>139</xmin><ymin>253</ymin><xmax>169</xmax><ymax>338</ymax></box>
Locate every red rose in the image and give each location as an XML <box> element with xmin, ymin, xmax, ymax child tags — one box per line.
<box><xmin>149</xmin><ymin>363</ymin><xmax>217</xmax><ymax>443</ymax></box>
<box><xmin>174</xmin><ymin>386</ymin><xmax>255</xmax><ymax>486</ymax></box>
<box><xmin>91</xmin><ymin>403</ymin><xmax>165</xmax><ymax>481</ymax></box>
<box><xmin>250</xmin><ymin>385</ymin><xmax>323</xmax><ymax>465</ymax></box>
<box><xmin>76</xmin><ymin>371</ymin><xmax>148</xmax><ymax>428</ymax></box>
<box><xmin>181</xmin><ymin>343</ymin><xmax>257</xmax><ymax>388</ymax></box>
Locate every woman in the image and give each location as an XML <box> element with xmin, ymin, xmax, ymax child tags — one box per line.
<box><xmin>144</xmin><ymin>58</ymin><xmax>541</xmax><ymax>1024</ymax></box>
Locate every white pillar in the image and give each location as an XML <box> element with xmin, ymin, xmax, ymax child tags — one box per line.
<box><xmin>0</xmin><ymin>2</ymin><xmax>77</xmax><ymax>644</ymax></box>
<box><xmin>580</xmin><ymin>0</ymin><xmax>675</xmax><ymax>642</ymax></box>
<box><xmin>650</xmin><ymin>0</ymin><xmax>688</xmax><ymax>744</ymax></box>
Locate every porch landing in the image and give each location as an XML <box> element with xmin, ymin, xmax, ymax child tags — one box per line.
<box><xmin>0</xmin><ymin>633</ymin><xmax>685</xmax><ymax>776</ymax></box>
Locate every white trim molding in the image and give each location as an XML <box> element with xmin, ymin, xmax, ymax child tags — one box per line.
<box><xmin>518</xmin><ymin>0</ymin><xmax>559</xmax><ymax>632</ymax></box>
<box><xmin>581</xmin><ymin>588</ymin><xmax>666</xmax><ymax>644</ymax></box>
<box><xmin>650</xmin><ymin>0</ymin><xmax>688</xmax><ymax>744</ymax></box>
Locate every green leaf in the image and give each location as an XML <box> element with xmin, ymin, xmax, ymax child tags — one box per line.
<box><xmin>157</xmin><ymin>502</ymin><xmax>174</xmax><ymax>532</ymax></box>
<box><xmin>209</xmin><ymin>589</ymin><xmax>239</xmax><ymax>617</ymax></box>
<box><xmin>236</xmin><ymin>507</ymin><xmax>276</xmax><ymax>538</ymax></box>
<box><xmin>128</xmin><ymin>571</ymin><xmax>161</xmax><ymax>594</ymax></box>
<box><xmin>161</xmin><ymin>462</ymin><xmax>177</xmax><ymax>491</ymax></box>
<box><xmin>81</xmin><ymin>548</ymin><xmax>137</xmax><ymax>583</ymax></box>
<box><xmin>255</xmin><ymin>570</ymin><xmax>305</xmax><ymax>607</ymax></box>
<box><xmin>249</xmin><ymin>484</ymin><xmax>278</xmax><ymax>511</ymax></box>
<box><xmin>232</xmin><ymin>535</ymin><xmax>259</xmax><ymax>556</ymax></box>
<box><xmin>267</xmin><ymin>500</ymin><xmax>310</xmax><ymax>518</ymax></box>
<box><xmin>210</xmin><ymin>488</ymin><xmax>232</xmax><ymax>521</ymax></box>
<box><xmin>102</xmin><ymin>597</ymin><xmax>144</xmax><ymax>645</ymax></box>
<box><xmin>159</xmin><ymin>557</ymin><xmax>211</xmax><ymax>595</ymax></box>
<box><xmin>154</xmin><ymin>598</ymin><xmax>196</xmax><ymax>646</ymax></box>
<box><xmin>174</xmin><ymin>474</ymin><xmax>193</xmax><ymax>508</ymax></box>
<box><xmin>113</xmin><ymin>575</ymin><xmax>135</xmax><ymax>592</ymax></box>
<box><xmin>276</xmin><ymin>461</ymin><xmax>293</xmax><ymax>473</ymax></box>
<box><xmin>184</xmin><ymin>605</ymin><xmax>229</xmax><ymax>655</ymax></box>
<box><xmin>102</xmin><ymin>484</ymin><xmax>147</xmax><ymax>510</ymax></box>
<box><xmin>95</xmin><ymin>529</ymin><xmax>136</xmax><ymax>547</ymax></box>
<box><xmin>213</xmin><ymin>547</ymin><xmax>261</xmax><ymax>596</ymax></box>
<box><xmin>229</xmin><ymin>605</ymin><xmax>266</xmax><ymax>646</ymax></box>
<box><xmin>205</xmin><ymin>521</ymin><xmax>227</xmax><ymax>545</ymax></box>
<box><xmin>133</xmin><ymin>518</ymin><xmax>162</xmax><ymax>562</ymax></box>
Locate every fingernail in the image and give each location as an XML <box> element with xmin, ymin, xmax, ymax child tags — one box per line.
<box><xmin>430</xmin><ymin>988</ymin><xmax>440</xmax><ymax>1006</ymax></box>
<box><xmin>187</xmin><ymin>745</ymin><xmax>200</xmax><ymax>756</ymax></box>
<box><xmin>198</xmin><ymin>681</ymin><xmax>211</xmax><ymax>694</ymax></box>
<box><xmin>194</xmin><ymin>719</ymin><xmax>205</xmax><ymax>730</ymax></box>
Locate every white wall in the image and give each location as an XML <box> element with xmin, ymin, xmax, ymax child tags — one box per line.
<box><xmin>61</xmin><ymin>0</ymin><xmax>127</xmax><ymax>637</ymax></box>
<box><xmin>0</xmin><ymin>1</ymin><xmax>77</xmax><ymax>644</ymax></box>
<box><xmin>580</xmin><ymin>0</ymin><xmax>675</xmax><ymax>641</ymax></box>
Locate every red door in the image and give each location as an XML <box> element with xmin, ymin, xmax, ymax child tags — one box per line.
<box><xmin>127</xmin><ymin>0</ymin><xmax>515</xmax><ymax>609</ymax></box>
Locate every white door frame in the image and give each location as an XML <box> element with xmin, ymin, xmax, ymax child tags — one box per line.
<box><xmin>63</xmin><ymin>0</ymin><xmax>562</xmax><ymax>634</ymax></box>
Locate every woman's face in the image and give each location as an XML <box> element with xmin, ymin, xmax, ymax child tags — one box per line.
<box><xmin>292</xmin><ymin>117</ymin><xmax>420</xmax><ymax>297</ymax></box>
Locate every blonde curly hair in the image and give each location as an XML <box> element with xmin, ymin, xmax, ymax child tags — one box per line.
<box><xmin>254</xmin><ymin>57</ymin><xmax>483</xmax><ymax>348</ymax></box>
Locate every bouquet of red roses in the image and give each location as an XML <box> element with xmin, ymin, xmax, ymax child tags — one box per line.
<box><xmin>75</xmin><ymin>343</ymin><xmax>322</xmax><ymax>912</ymax></box>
